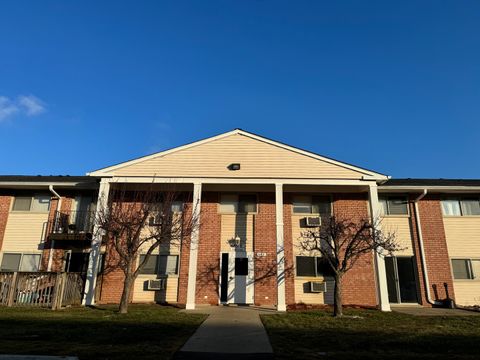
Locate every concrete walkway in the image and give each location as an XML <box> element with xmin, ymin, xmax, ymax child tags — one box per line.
<box><xmin>175</xmin><ymin>305</ymin><xmax>277</xmax><ymax>360</ymax></box>
<box><xmin>392</xmin><ymin>306</ymin><xmax>480</xmax><ymax>316</ymax></box>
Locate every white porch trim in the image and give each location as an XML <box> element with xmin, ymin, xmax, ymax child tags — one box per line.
<box><xmin>368</xmin><ymin>184</ymin><xmax>391</xmax><ymax>312</ymax></box>
<box><xmin>275</xmin><ymin>183</ymin><xmax>287</xmax><ymax>312</ymax></box>
<box><xmin>83</xmin><ymin>179</ymin><xmax>111</xmax><ymax>305</ymax></box>
<box><xmin>185</xmin><ymin>182</ymin><xmax>202</xmax><ymax>310</ymax></box>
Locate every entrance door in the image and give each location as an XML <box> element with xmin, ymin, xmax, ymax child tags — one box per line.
<box><xmin>385</xmin><ymin>256</ymin><xmax>418</xmax><ymax>303</ymax></box>
<box><xmin>220</xmin><ymin>252</ymin><xmax>254</xmax><ymax>304</ymax></box>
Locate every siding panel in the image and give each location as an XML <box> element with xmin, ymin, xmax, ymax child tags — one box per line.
<box><xmin>2</xmin><ymin>213</ymin><xmax>48</xmax><ymax>252</ymax></box>
<box><xmin>111</xmin><ymin>134</ymin><xmax>363</xmax><ymax>179</ymax></box>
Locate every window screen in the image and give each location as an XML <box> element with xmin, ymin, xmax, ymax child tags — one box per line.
<box><xmin>20</xmin><ymin>254</ymin><xmax>40</xmax><ymax>272</ymax></box>
<box><xmin>292</xmin><ymin>196</ymin><xmax>312</xmax><ymax>214</ymax></box>
<box><xmin>312</xmin><ymin>196</ymin><xmax>331</xmax><ymax>216</ymax></box>
<box><xmin>238</xmin><ymin>195</ymin><xmax>257</xmax><ymax>213</ymax></box>
<box><xmin>316</xmin><ymin>257</ymin><xmax>334</xmax><ymax>276</ymax></box>
<box><xmin>158</xmin><ymin>255</ymin><xmax>179</xmax><ymax>275</ymax></box>
<box><xmin>471</xmin><ymin>260</ymin><xmax>480</xmax><ymax>279</ymax></box>
<box><xmin>219</xmin><ymin>194</ymin><xmax>238</xmax><ymax>213</ymax></box>
<box><xmin>139</xmin><ymin>255</ymin><xmax>158</xmax><ymax>274</ymax></box>
<box><xmin>12</xmin><ymin>197</ymin><xmax>32</xmax><ymax>211</ymax></box>
<box><xmin>451</xmin><ymin>259</ymin><xmax>472</xmax><ymax>279</ymax></box>
<box><xmin>461</xmin><ymin>199</ymin><xmax>480</xmax><ymax>216</ymax></box>
<box><xmin>31</xmin><ymin>195</ymin><xmax>51</xmax><ymax>212</ymax></box>
<box><xmin>388</xmin><ymin>197</ymin><xmax>408</xmax><ymax>215</ymax></box>
<box><xmin>442</xmin><ymin>200</ymin><xmax>461</xmax><ymax>216</ymax></box>
<box><xmin>0</xmin><ymin>253</ymin><xmax>21</xmax><ymax>271</ymax></box>
<box><xmin>296</xmin><ymin>256</ymin><xmax>316</xmax><ymax>276</ymax></box>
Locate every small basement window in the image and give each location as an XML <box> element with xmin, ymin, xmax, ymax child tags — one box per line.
<box><xmin>451</xmin><ymin>259</ymin><xmax>480</xmax><ymax>280</ymax></box>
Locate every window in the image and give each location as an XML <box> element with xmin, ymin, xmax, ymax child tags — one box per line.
<box><xmin>296</xmin><ymin>256</ymin><xmax>333</xmax><ymax>277</ymax></box>
<box><xmin>139</xmin><ymin>254</ymin><xmax>179</xmax><ymax>275</ymax></box>
<box><xmin>379</xmin><ymin>196</ymin><xmax>408</xmax><ymax>215</ymax></box>
<box><xmin>442</xmin><ymin>198</ymin><xmax>480</xmax><ymax>216</ymax></box>
<box><xmin>0</xmin><ymin>253</ymin><xmax>40</xmax><ymax>272</ymax></box>
<box><xmin>219</xmin><ymin>194</ymin><xmax>257</xmax><ymax>213</ymax></box>
<box><xmin>12</xmin><ymin>194</ymin><xmax>50</xmax><ymax>212</ymax></box>
<box><xmin>292</xmin><ymin>196</ymin><xmax>331</xmax><ymax>215</ymax></box>
<box><xmin>451</xmin><ymin>259</ymin><xmax>480</xmax><ymax>280</ymax></box>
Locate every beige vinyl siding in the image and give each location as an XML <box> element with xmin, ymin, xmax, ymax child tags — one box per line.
<box><xmin>380</xmin><ymin>217</ymin><xmax>414</xmax><ymax>256</ymax></box>
<box><xmin>444</xmin><ymin>217</ymin><xmax>480</xmax><ymax>257</ymax></box>
<box><xmin>443</xmin><ymin>217</ymin><xmax>480</xmax><ymax>306</ymax></box>
<box><xmin>294</xmin><ymin>278</ymin><xmax>334</xmax><ymax>304</ymax></box>
<box><xmin>292</xmin><ymin>214</ymin><xmax>331</xmax><ymax>304</ymax></box>
<box><xmin>110</xmin><ymin>134</ymin><xmax>363</xmax><ymax>179</ymax></box>
<box><xmin>132</xmin><ymin>276</ymin><xmax>179</xmax><ymax>303</ymax></box>
<box><xmin>451</xmin><ymin>282</ymin><xmax>480</xmax><ymax>306</ymax></box>
<box><xmin>2</xmin><ymin>213</ymin><xmax>48</xmax><ymax>252</ymax></box>
<box><xmin>220</xmin><ymin>214</ymin><xmax>254</xmax><ymax>252</ymax></box>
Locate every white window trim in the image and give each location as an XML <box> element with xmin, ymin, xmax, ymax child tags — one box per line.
<box><xmin>0</xmin><ymin>252</ymin><xmax>42</xmax><ymax>272</ymax></box>
<box><xmin>379</xmin><ymin>195</ymin><xmax>410</xmax><ymax>217</ymax></box>
<box><xmin>442</xmin><ymin>198</ymin><xmax>480</xmax><ymax>217</ymax></box>
<box><xmin>451</xmin><ymin>258</ymin><xmax>480</xmax><ymax>281</ymax></box>
<box><xmin>218</xmin><ymin>193</ymin><xmax>258</xmax><ymax>215</ymax></box>
<box><xmin>10</xmin><ymin>194</ymin><xmax>51</xmax><ymax>213</ymax></box>
<box><xmin>291</xmin><ymin>194</ymin><xmax>333</xmax><ymax>215</ymax></box>
<box><xmin>137</xmin><ymin>253</ymin><xmax>180</xmax><ymax>277</ymax></box>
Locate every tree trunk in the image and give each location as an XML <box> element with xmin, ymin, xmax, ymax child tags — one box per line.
<box><xmin>119</xmin><ymin>271</ymin><xmax>134</xmax><ymax>314</ymax></box>
<box><xmin>333</xmin><ymin>273</ymin><xmax>343</xmax><ymax>317</ymax></box>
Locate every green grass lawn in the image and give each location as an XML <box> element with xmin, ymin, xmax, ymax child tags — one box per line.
<box><xmin>261</xmin><ymin>308</ymin><xmax>480</xmax><ymax>359</ymax></box>
<box><xmin>0</xmin><ymin>304</ymin><xmax>206</xmax><ymax>360</ymax></box>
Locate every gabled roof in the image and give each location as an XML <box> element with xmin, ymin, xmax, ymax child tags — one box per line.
<box><xmin>88</xmin><ymin>129</ymin><xmax>388</xmax><ymax>180</ymax></box>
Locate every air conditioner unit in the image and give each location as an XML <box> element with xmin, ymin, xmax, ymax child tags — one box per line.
<box><xmin>147</xmin><ymin>279</ymin><xmax>166</xmax><ymax>291</ymax></box>
<box><xmin>305</xmin><ymin>217</ymin><xmax>321</xmax><ymax>227</ymax></box>
<box><xmin>310</xmin><ymin>281</ymin><xmax>327</xmax><ymax>293</ymax></box>
<box><xmin>149</xmin><ymin>215</ymin><xmax>163</xmax><ymax>227</ymax></box>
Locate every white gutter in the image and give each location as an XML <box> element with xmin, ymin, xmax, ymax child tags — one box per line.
<box><xmin>47</xmin><ymin>185</ymin><xmax>62</xmax><ymax>272</ymax></box>
<box><xmin>413</xmin><ymin>189</ymin><xmax>442</xmax><ymax>306</ymax></box>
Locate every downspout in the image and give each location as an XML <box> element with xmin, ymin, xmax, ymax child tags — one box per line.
<box><xmin>47</xmin><ymin>185</ymin><xmax>62</xmax><ymax>272</ymax></box>
<box><xmin>413</xmin><ymin>189</ymin><xmax>442</xmax><ymax>306</ymax></box>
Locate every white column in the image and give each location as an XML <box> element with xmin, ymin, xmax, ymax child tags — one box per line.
<box><xmin>275</xmin><ymin>183</ymin><xmax>287</xmax><ymax>312</ymax></box>
<box><xmin>83</xmin><ymin>179</ymin><xmax>110</xmax><ymax>305</ymax></box>
<box><xmin>186</xmin><ymin>182</ymin><xmax>202</xmax><ymax>310</ymax></box>
<box><xmin>368</xmin><ymin>183</ymin><xmax>391</xmax><ymax>312</ymax></box>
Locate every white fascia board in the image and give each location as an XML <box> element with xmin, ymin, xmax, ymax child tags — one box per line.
<box><xmin>88</xmin><ymin>129</ymin><xmax>388</xmax><ymax>180</ymax></box>
<box><xmin>109</xmin><ymin>176</ymin><xmax>373</xmax><ymax>186</ymax></box>
<box><xmin>0</xmin><ymin>181</ymin><xmax>97</xmax><ymax>188</ymax></box>
<box><xmin>379</xmin><ymin>186</ymin><xmax>480</xmax><ymax>192</ymax></box>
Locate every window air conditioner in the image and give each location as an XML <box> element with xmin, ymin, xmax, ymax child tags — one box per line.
<box><xmin>310</xmin><ymin>281</ymin><xmax>327</xmax><ymax>293</ymax></box>
<box><xmin>305</xmin><ymin>217</ymin><xmax>321</xmax><ymax>227</ymax></box>
<box><xmin>147</xmin><ymin>279</ymin><xmax>166</xmax><ymax>291</ymax></box>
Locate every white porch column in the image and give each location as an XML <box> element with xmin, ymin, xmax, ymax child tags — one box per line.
<box><xmin>275</xmin><ymin>183</ymin><xmax>287</xmax><ymax>312</ymax></box>
<box><xmin>186</xmin><ymin>182</ymin><xmax>202</xmax><ymax>310</ymax></box>
<box><xmin>368</xmin><ymin>183</ymin><xmax>391</xmax><ymax>312</ymax></box>
<box><xmin>83</xmin><ymin>179</ymin><xmax>110</xmax><ymax>305</ymax></box>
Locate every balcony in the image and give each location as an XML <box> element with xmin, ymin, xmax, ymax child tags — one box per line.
<box><xmin>48</xmin><ymin>210</ymin><xmax>95</xmax><ymax>241</ymax></box>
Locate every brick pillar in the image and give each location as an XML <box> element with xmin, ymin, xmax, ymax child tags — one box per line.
<box><xmin>195</xmin><ymin>192</ymin><xmax>221</xmax><ymax>305</ymax></box>
<box><xmin>334</xmin><ymin>193</ymin><xmax>377</xmax><ymax>307</ymax></box>
<box><xmin>416</xmin><ymin>196</ymin><xmax>455</xmax><ymax>303</ymax></box>
<box><xmin>0</xmin><ymin>196</ymin><xmax>12</xmax><ymax>252</ymax></box>
<box><xmin>283</xmin><ymin>194</ymin><xmax>295</xmax><ymax>305</ymax></box>
<box><xmin>254</xmin><ymin>192</ymin><xmax>277</xmax><ymax>306</ymax></box>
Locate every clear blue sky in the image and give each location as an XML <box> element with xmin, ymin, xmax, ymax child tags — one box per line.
<box><xmin>1</xmin><ymin>1</ymin><xmax>479</xmax><ymax>178</ymax></box>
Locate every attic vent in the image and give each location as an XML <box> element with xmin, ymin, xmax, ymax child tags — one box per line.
<box><xmin>228</xmin><ymin>163</ymin><xmax>241</xmax><ymax>171</ymax></box>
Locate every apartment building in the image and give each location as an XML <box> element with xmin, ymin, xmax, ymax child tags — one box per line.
<box><xmin>0</xmin><ymin>129</ymin><xmax>478</xmax><ymax>310</ymax></box>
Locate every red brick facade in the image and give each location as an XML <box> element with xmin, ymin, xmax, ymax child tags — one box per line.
<box><xmin>0</xmin><ymin>196</ymin><xmax>12</xmax><ymax>252</ymax></box>
<box><xmin>333</xmin><ymin>193</ymin><xmax>378</xmax><ymax>307</ymax></box>
<box><xmin>409</xmin><ymin>196</ymin><xmax>455</xmax><ymax>303</ymax></box>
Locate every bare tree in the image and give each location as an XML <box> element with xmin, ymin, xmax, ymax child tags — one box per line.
<box><xmin>299</xmin><ymin>216</ymin><xmax>400</xmax><ymax>317</ymax></box>
<box><xmin>95</xmin><ymin>186</ymin><xmax>199</xmax><ymax>314</ymax></box>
